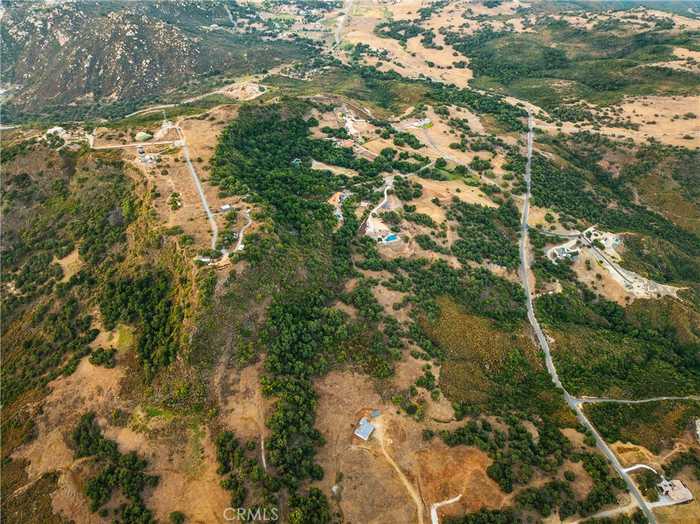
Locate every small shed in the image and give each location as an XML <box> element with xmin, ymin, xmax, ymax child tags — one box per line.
<box><xmin>354</xmin><ymin>417</ymin><xmax>375</xmax><ymax>441</ymax></box>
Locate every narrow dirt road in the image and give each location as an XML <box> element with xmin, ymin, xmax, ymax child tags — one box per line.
<box><xmin>234</xmin><ymin>209</ymin><xmax>253</xmax><ymax>252</ymax></box>
<box><xmin>576</xmin><ymin>499</ymin><xmax>638</xmax><ymax>523</ymax></box>
<box><xmin>576</xmin><ymin>395</ymin><xmax>700</xmax><ymax>405</ymax></box>
<box><xmin>91</xmin><ymin>139</ymin><xmax>178</xmax><ymax>150</ymax></box>
<box><xmin>361</xmin><ymin>175</ymin><xmax>394</xmax><ymax>235</ymax></box>
<box><xmin>374</xmin><ymin>421</ymin><xmax>425</xmax><ymax>524</ymax></box>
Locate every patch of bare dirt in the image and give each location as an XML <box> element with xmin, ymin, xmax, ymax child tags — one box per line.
<box><xmin>533</xmin><ymin>95</ymin><xmax>700</xmax><ymax>147</ymax></box>
<box><xmin>410</xmin><ymin>176</ymin><xmax>495</xmax><ymax>221</ymax></box>
<box><xmin>561</xmin><ymin>459</ymin><xmax>595</xmax><ymax>500</ymax></box>
<box><xmin>130</xmin><ymin>104</ymin><xmax>257</xmax><ymax>253</ymax></box>
<box><xmin>615</xmin><ymin>95</ymin><xmax>700</xmax><ymax>147</ymax></box>
<box><xmin>465</xmin><ymin>0</ymin><xmax>531</xmax><ymax>17</ymax></box>
<box><xmin>56</xmin><ymin>250</ymin><xmax>83</xmax><ymax>282</ymax></box>
<box><xmin>314</xmin><ymin>371</ymin><xmax>505</xmax><ymax>523</ymax></box>
<box><xmin>612</xmin><ymin>442</ymin><xmax>661</xmax><ymax>470</ymax></box>
<box><xmin>12</xmin><ymin>344</ymin><xmax>233</xmax><ymax>524</ymax></box>
<box><xmin>392</xmin><ymin>353</ymin><xmax>427</xmax><ymax>392</ymax></box>
<box><xmin>219</xmin><ymin>82</ymin><xmax>266</xmax><ymax>101</ymax></box>
<box><xmin>51</xmin><ymin>459</ymin><xmax>103</xmax><ymax>524</ymax></box>
<box><xmin>11</xmin><ymin>359</ymin><xmax>124</xmax><ymax>521</ymax></box>
<box><xmin>572</xmin><ymin>249</ymin><xmax>632</xmax><ymax>305</ymax></box>
<box><xmin>216</xmin><ymin>360</ymin><xmax>270</xmax><ymax>448</ymax></box>
<box><xmin>104</xmin><ymin>424</ymin><xmax>230</xmax><ymax>524</ymax></box>
<box><xmin>312</xmin><ymin>159</ymin><xmax>359</xmax><ymax>176</ymax></box>
<box><xmin>373</xmin><ymin>284</ymin><xmax>412</xmax><ymax>322</ymax></box>
<box><xmin>417</xmin><ymin>440</ymin><xmax>504</xmax><ymax>521</ymax></box>
<box><xmin>314</xmin><ymin>371</ymin><xmax>419</xmax><ymax>523</ymax></box>
<box><xmin>341</xmin><ymin>2</ymin><xmax>473</xmax><ymax>87</ymax></box>
<box><xmin>527</xmin><ymin>207</ymin><xmax>557</xmax><ymax>229</ymax></box>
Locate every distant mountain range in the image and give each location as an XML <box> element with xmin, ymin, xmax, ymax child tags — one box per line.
<box><xmin>0</xmin><ymin>0</ymin><xmax>315</xmax><ymax>123</ymax></box>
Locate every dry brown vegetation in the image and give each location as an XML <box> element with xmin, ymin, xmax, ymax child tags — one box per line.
<box><xmin>572</xmin><ymin>249</ymin><xmax>632</xmax><ymax>305</ymax></box>
<box><xmin>422</xmin><ymin>298</ymin><xmax>526</xmax><ymax>402</ymax></box>
<box><xmin>420</xmin><ymin>297</ymin><xmax>575</xmax><ymax>426</ymax></box>
<box><xmin>5</xmin><ymin>1</ymin><xmax>700</xmax><ymax>522</ymax></box>
<box><xmin>8</xmin><ymin>334</ymin><xmax>232</xmax><ymax>524</ymax></box>
<box><xmin>533</xmin><ymin>95</ymin><xmax>700</xmax><ymax>148</ymax></box>
<box><xmin>313</xmin><ymin>370</ymin><xmax>506</xmax><ymax>524</ymax></box>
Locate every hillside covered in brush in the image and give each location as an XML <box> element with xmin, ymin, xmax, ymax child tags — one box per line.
<box><xmin>0</xmin><ymin>0</ymin><xmax>315</xmax><ymax>122</ymax></box>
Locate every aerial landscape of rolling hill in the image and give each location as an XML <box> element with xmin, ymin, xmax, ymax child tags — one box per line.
<box><xmin>1</xmin><ymin>1</ymin><xmax>700</xmax><ymax>523</ymax></box>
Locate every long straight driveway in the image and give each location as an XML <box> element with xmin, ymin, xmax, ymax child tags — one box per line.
<box><xmin>517</xmin><ymin>112</ymin><xmax>657</xmax><ymax>524</ymax></box>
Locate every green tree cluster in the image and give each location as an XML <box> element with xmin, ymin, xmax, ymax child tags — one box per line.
<box><xmin>71</xmin><ymin>413</ymin><xmax>158</xmax><ymax>523</ymax></box>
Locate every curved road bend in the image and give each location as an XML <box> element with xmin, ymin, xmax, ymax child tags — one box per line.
<box><xmin>624</xmin><ymin>464</ymin><xmax>660</xmax><ymax>475</ymax></box>
<box><xmin>360</xmin><ymin>175</ymin><xmax>394</xmax><ymax>234</ymax></box>
<box><xmin>234</xmin><ymin>209</ymin><xmax>253</xmax><ymax>252</ymax></box>
<box><xmin>430</xmin><ymin>495</ymin><xmax>462</xmax><ymax>524</ymax></box>
<box><xmin>518</xmin><ymin>112</ymin><xmax>657</xmax><ymax>524</ymax></box>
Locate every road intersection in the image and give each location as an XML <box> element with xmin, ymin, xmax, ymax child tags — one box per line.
<box><xmin>518</xmin><ymin>111</ymin><xmax>665</xmax><ymax>523</ymax></box>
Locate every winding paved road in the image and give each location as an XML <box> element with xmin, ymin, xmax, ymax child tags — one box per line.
<box><xmin>518</xmin><ymin>112</ymin><xmax>657</xmax><ymax>524</ymax></box>
<box><xmin>624</xmin><ymin>464</ymin><xmax>660</xmax><ymax>475</ymax></box>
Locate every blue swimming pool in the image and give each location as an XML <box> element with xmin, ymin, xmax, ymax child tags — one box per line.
<box><xmin>385</xmin><ymin>234</ymin><xmax>398</xmax><ymax>242</ymax></box>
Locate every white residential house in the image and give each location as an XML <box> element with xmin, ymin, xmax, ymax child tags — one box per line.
<box><xmin>354</xmin><ymin>417</ymin><xmax>375</xmax><ymax>441</ymax></box>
